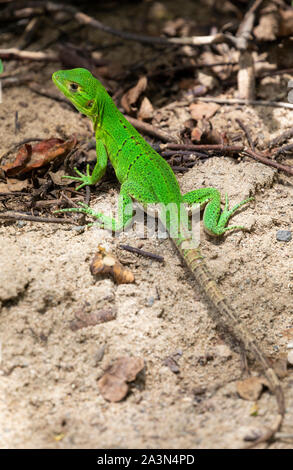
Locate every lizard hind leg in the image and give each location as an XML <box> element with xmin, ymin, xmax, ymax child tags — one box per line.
<box><xmin>182</xmin><ymin>187</ymin><xmax>253</xmax><ymax>236</ymax></box>
<box><xmin>216</xmin><ymin>193</ymin><xmax>254</xmax><ymax>235</ymax></box>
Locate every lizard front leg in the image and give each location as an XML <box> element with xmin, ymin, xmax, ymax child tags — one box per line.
<box><xmin>182</xmin><ymin>187</ymin><xmax>253</xmax><ymax>236</ymax></box>
<box><xmin>55</xmin><ymin>180</ymin><xmax>155</xmax><ymax>232</ymax></box>
<box><xmin>62</xmin><ymin>139</ymin><xmax>108</xmax><ymax>190</ymax></box>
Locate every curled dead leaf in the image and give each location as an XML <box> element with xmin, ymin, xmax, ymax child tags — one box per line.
<box><xmin>91</xmin><ymin>245</ymin><xmax>135</xmax><ymax>284</ymax></box>
<box><xmin>138</xmin><ymin>96</ymin><xmax>154</xmax><ymax>121</ymax></box>
<box><xmin>121</xmin><ymin>76</ymin><xmax>148</xmax><ymax>115</ymax></box>
<box><xmin>1</xmin><ymin>137</ymin><xmax>77</xmax><ymax>177</ymax></box>
<box><xmin>98</xmin><ymin>356</ymin><xmax>145</xmax><ymax>402</ymax></box>
<box><xmin>0</xmin><ymin>178</ymin><xmax>30</xmax><ymax>192</ymax></box>
<box><xmin>189</xmin><ymin>102</ymin><xmax>219</xmax><ymax>120</ymax></box>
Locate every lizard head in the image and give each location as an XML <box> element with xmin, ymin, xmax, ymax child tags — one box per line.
<box><xmin>52</xmin><ymin>68</ymin><xmax>103</xmax><ymax>117</ymax></box>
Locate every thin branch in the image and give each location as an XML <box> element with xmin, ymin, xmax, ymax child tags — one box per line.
<box><xmin>0</xmin><ymin>48</ymin><xmax>57</xmax><ymax>61</ymax></box>
<box><xmin>119</xmin><ymin>244</ymin><xmax>164</xmax><ymax>263</ymax></box>
<box><xmin>125</xmin><ymin>115</ymin><xmax>177</xmax><ymax>143</ymax></box>
<box><xmin>0</xmin><ymin>212</ymin><xmax>78</xmax><ymax>224</ymax></box>
<box><xmin>268</xmin><ymin>128</ymin><xmax>293</xmax><ymax>148</ymax></box>
<box><xmin>235</xmin><ymin>118</ymin><xmax>255</xmax><ymax>150</ymax></box>
<box><xmin>244</xmin><ymin>149</ymin><xmax>293</xmax><ymax>175</ymax></box>
<box><xmin>197</xmin><ymin>97</ymin><xmax>293</xmax><ymax>110</ymax></box>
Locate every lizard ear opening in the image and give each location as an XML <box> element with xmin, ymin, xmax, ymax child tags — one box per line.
<box><xmin>86</xmin><ymin>99</ymin><xmax>94</xmax><ymax>108</ymax></box>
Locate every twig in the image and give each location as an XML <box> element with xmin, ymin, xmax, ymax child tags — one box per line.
<box><xmin>236</xmin><ymin>0</ymin><xmax>264</xmax><ymax>50</ymax></box>
<box><xmin>235</xmin><ymin>0</ymin><xmax>264</xmax><ymax>99</ymax></box>
<box><xmin>160</xmin><ymin>142</ymin><xmax>293</xmax><ymax>175</ymax></box>
<box><xmin>273</xmin><ymin>143</ymin><xmax>293</xmax><ymax>158</ymax></box>
<box><xmin>268</xmin><ymin>128</ymin><xmax>293</xmax><ymax>148</ymax></box>
<box><xmin>34</xmin><ymin>197</ymin><xmax>82</xmax><ymax>208</ymax></box>
<box><xmin>45</xmin><ymin>2</ymin><xmax>236</xmax><ymax>48</ymax></box>
<box><xmin>0</xmin><ymin>212</ymin><xmax>78</xmax><ymax>224</ymax></box>
<box><xmin>0</xmin><ymin>48</ymin><xmax>57</xmax><ymax>61</ymax></box>
<box><xmin>119</xmin><ymin>244</ymin><xmax>164</xmax><ymax>262</ymax></box>
<box><xmin>160</xmin><ymin>143</ymin><xmax>244</xmax><ymax>152</ymax></box>
<box><xmin>125</xmin><ymin>115</ymin><xmax>177</xmax><ymax>143</ymax></box>
<box><xmin>244</xmin><ymin>149</ymin><xmax>293</xmax><ymax>175</ymax></box>
<box><xmin>161</xmin><ymin>150</ymin><xmax>208</xmax><ymax>159</ymax></box>
<box><xmin>235</xmin><ymin>118</ymin><xmax>254</xmax><ymax>150</ymax></box>
<box><xmin>9</xmin><ymin>1</ymin><xmax>241</xmax><ymax>49</ymax></box>
<box><xmin>197</xmin><ymin>97</ymin><xmax>293</xmax><ymax>110</ymax></box>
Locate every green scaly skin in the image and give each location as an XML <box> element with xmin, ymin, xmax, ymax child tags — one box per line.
<box><xmin>52</xmin><ymin>68</ymin><xmax>284</xmax><ymax>444</ymax></box>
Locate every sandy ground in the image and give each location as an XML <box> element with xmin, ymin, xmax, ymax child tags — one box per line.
<box><xmin>0</xmin><ymin>1</ymin><xmax>293</xmax><ymax>450</ymax></box>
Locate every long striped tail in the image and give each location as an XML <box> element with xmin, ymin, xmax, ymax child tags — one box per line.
<box><xmin>173</xmin><ymin>238</ymin><xmax>285</xmax><ymax>446</ymax></box>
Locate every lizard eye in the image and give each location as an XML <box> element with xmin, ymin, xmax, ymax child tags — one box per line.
<box><xmin>69</xmin><ymin>83</ymin><xmax>79</xmax><ymax>92</ymax></box>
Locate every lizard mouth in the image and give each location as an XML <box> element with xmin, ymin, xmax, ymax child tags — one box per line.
<box><xmin>52</xmin><ymin>72</ymin><xmax>69</xmax><ymax>98</ymax></box>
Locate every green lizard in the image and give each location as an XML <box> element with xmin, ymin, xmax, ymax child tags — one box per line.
<box><xmin>52</xmin><ymin>68</ymin><xmax>284</xmax><ymax>444</ymax></box>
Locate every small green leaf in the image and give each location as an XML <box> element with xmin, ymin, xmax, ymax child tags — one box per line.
<box><xmin>0</xmin><ymin>60</ymin><xmax>3</xmax><ymax>74</ymax></box>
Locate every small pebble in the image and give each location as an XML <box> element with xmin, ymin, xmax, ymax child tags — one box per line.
<box><xmin>71</xmin><ymin>225</ymin><xmax>85</xmax><ymax>233</ymax></box>
<box><xmin>287</xmin><ymin>341</ymin><xmax>293</xmax><ymax>349</ymax></box>
<box><xmin>276</xmin><ymin>230</ymin><xmax>292</xmax><ymax>242</ymax></box>
<box><xmin>16</xmin><ymin>220</ymin><xmax>27</xmax><ymax>228</ymax></box>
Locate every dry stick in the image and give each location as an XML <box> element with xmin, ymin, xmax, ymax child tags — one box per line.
<box><xmin>235</xmin><ymin>118</ymin><xmax>255</xmax><ymax>150</ymax></box>
<box><xmin>125</xmin><ymin>115</ymin><xmax>177</xmax><ymax>143</ymax></box>
<box><xmin>268</xmin><ymin>128</ymin><xmax>293</xmax><ymax>148</ymax></box>
<box><xmin>47</xmin><ymin>4</ymin><xmax>236</xmax><ymax>48</ymax></box>
<box><xmin>197</xmin><ymin>96</ymin><xmax>293</xmax><ymax>111</ymax></box>
<box><xmin>160</xmin><ymin>143</ymin><xmax>244</xmax><ymax>152</ymax></box>
<box><xmin>273</xmin><ymin>143</ymin><xmax>293</xmax><ymax>158</ymax></box>
<box><xmin>235</xmin><ymin>0</ymin><xmax>264</xmax><ymax>100</ymax></box>
<box><xmin>0</xmin><ymin>212</ymin><xmax>78</xmax><ymax>224</ymax></box>
<box><xmin>0</xmin><ymin>48</ymin><xmax>57</xmax><ymax>61</ymax></box>
<box><xmin>244</xmin><ymin>149</ymin><xmax>293</xmax><ymax>175</ymax></box>
<box><xmin>236</xmin><ymin>0</ymin><xmax>264</xmax><ymax>49</ymax></box>
<box><xmin>0</xmin><ymin>1</ymin><xmax>248</xmax><ymax>49</ymax></box>
<box><xmin>161</xmin><ymin>143</ymin><xmax>293</xmax><ymax>175</ymax></box>
<box><xmin>119</xmin><ymin>244</ymin><xmax>164</xmax><ymax>263</ymax></box>
<box><xmin>2</xmin><ymin>76</ymin><xmax>35</xmax><ymax>88</ymax></box>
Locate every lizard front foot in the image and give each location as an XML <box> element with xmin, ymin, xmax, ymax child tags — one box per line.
<box><xmin>62</xmin><ymin>164</ymin><xmax>95</xmax><ymax>190</ymax></box>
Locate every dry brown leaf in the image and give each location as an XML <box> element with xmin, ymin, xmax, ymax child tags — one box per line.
<box><xmin>0</xmin><ymin>179</ymin><xmax>30</xmax><ymax>192</ymax></box>
<box><xmin>189</xmin><ymin>102</ymin><xmax>219</xmax><ymax>120</ymax></box>
<box><xmin>98</xmin><ymin>356</ymin><xmax>144</xmax><ymax>402</ymax></box>
<box><xmin>191</xmin><ymin>127</ymin><xmax>203</xmax><ymax>142</ymax></box>
<box><xmin>279</xmin><ymin>9</ymin><xmax>293</xmax><ymax>37</ymax></box>
<box><xmin>121</xmin><ymin>76</ymin><xmax>148</xmax><ymax>115</ymax></box>
<box><xmin>236</xmin><ymin>376</ymin><xmax>265</xmax><ymax>401</ymax></box>
<box><xmin>1</xmin><ymin>137</ymin><xmax>77</xmax><ymax>177</ymax></box>
<box><xmin>138</xmin><ymin>96</ymin><xmax>154</xmax><ymax>121</ymax></box>
<box><xmin>253</xmin><ymin>11</ymin><xmax>279</xmax><ymax>41</ymax></box>
<box><xmin>48</xmin><ymin>170</ymin><xmax>71</xmax><ymax>186</ymax></box>
<box><xmin>90</xmin><ymin>245</ymin><xmax>135</xmax><ymax>284</ymax></box>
